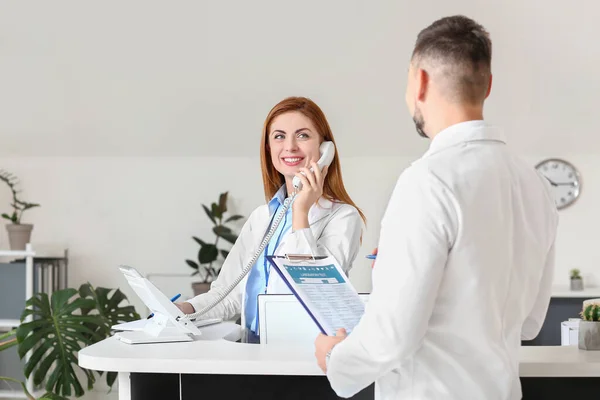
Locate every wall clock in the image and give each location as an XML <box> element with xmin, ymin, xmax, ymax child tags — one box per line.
<box><xmin>535</xmin><ymin>158</ymin><xmax>581</xmax><ymax>209</ymax></box>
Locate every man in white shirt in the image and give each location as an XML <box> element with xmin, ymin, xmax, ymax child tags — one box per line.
<box><xmin>315</xmin><ymin>15</ymin><xmax>559</xmax><ymax>400</ymax></box>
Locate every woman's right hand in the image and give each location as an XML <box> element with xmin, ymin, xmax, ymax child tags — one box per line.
<box><xmin>176</xmin><ymin>302</ymin><xmax>195</xmax><ymax>314</ymax></box>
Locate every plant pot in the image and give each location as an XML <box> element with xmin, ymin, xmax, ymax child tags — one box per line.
<box><xmin>191</xmin><ymin>282</ymin><xmax>211</xmax><ymax>297</ymax></box>
<box><xmin>571</xmin><ymin>278</ymin><xmax>584</xmax><ymax>291</ymax></box>
<box><xmin>6</xmin><ymin>224</ymin><xmax>33</xmax><ymax>250</ymax></box>
<box><xmin>579</xmin><ymin>321</ymin><xmax>600</xmax><ymax>350</ymax></box>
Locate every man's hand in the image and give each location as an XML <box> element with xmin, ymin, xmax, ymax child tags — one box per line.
<box><xmin>314</xmin><ymin>328</ymin><xmax>347</xmax><ymax>373</ymax></box>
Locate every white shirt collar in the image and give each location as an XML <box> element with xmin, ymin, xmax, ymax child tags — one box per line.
<box><xmin>421</xmin><ymin>120</ymin><xmax>506</xmax><ymax>159</ymax></box>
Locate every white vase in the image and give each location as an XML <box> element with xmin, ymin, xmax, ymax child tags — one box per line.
<box><xmin>578</xmin><ymin>321</ymin><xmax>600</xmax><ymax>350</ymax></box>
<box><xmin>5</xmin><ymin>224</ymin><xmax>33</xmax><ymax>250</ymax></box>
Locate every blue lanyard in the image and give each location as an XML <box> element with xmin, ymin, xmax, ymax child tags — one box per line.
<box><xmin>263</xmin><ymin>203</ymin><xmax>288</xmax><ymax>290</ymax></box>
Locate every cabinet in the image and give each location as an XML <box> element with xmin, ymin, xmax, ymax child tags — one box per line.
<box><xmin>0</xmin><ymin>244</ymin><xmax>68</xmax><ymax>399</ymax></box>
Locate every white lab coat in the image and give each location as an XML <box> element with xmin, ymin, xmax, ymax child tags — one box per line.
<box><xmin>187</xmin><ymin>195</ymin><xmax>363</xmax><ymax>330</ymax></box>
<box><xmin>326</xmin><ymin>121</ymin><xmax>559</xmax><ymax>400</ymax></box>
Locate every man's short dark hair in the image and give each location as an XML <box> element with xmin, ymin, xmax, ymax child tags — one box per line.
<box><xmin>412</xmin><ymin>15</ymin><xmax>492</xmax><ymax>104</ymax></box>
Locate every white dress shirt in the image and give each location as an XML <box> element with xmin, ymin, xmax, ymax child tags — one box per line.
<box><xmin>326</xmin><ymin>121</ymin><xmax>559</xmax><ymax>400</ymax></box>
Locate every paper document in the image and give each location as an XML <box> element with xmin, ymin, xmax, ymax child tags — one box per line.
<box><xmin>267</xmin><ymin>255</ymin><xmax>365</xmax><ymax>336</ymax></box>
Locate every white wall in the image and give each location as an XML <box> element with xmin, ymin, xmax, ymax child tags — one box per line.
<box><xmin>2</xmin><ymin>1</ymin><xmax>600</xmax><ymax>158</ymax></box>
<box><xmin>1</xmin><ymin>1</ymin><xmax>600</xmax><ymax>398</ymax></box>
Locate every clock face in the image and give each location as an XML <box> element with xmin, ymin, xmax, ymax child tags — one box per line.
<box><xmin>535</xmin><ymin>158</ymin><xmax>581</xmax><ymax>209</ymax></box>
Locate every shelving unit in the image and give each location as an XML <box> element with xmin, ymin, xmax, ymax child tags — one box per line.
<box><xmin>0</xmin><ymin>388</ymin><xmax>45</xmax><ymax>399</ymax></box>
<box><xmin>0</xmin><ymin>244</ymin><xmax>35</xmax><ymax>397</ymax></box>
<box><xmin>0</xmin><ymin>244</ymin><xmax>69</xmax><ymax>399</ymax></box>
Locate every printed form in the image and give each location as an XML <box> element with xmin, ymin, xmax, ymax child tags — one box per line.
<box><xmin>267</xmin><ymin>256</ymin><xmax>365</xmax><ymax>336</ymax></box>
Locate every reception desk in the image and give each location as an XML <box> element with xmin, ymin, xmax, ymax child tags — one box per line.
<box><xmin>79</xmin><ymin>323</ymin><xmax>600</xmax><ymax>400</ymax></box>
<box><xmin>79</xmin><ymin>323</ymin><xmax>372</xmax><ymax>400</ymax></box>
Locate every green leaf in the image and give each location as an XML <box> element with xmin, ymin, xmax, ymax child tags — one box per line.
<box><xmin>198</xmin><ymin>244</ymin><xmax>218</xmax><ymax>264</ymax></box>
<box><xmin>213</xmin><ymin>225</ymin><xmax>238</xmax><ymax>244</ymax></box>
<box><xmin>218</xmin><ymin>192</ymin><xmax>228</xmax><ymax>215</ymax></box>
<box><xmin>15</xmin><ymin>289</ymin><xmax>105</xmax><ymax>397</ymax></box>
<box><xmin>192</xmin><ymin>236</ymin><xmax>206</xmax><ymax>247</ymax></box>
<box><xmin>77</xmin><ymin>283</ymin><xmax>139</xmax><ymax>389</ymax></box>
<box><xmin>15</xmin><ymin>200</ymin><xmax>41</xmax><ymax>210</ymax></box>
<box><xmin>220</xmin><ymin>250</ymin><xmax>230</xmax><ymax>260</ymax></box>
<box><xmin>214</xmin><ymin>225</ymin><xmax>231</xmax><ymax>234</ymax></box>
<box><xmin>211</xmin><ymin>202</ymin><xmax>222</xmax><ymax>220</ymax></box>
<box><xmin>186</xmin><ymin>260</ymin><xmax>199</xmax><ymax>270</ymax></box>
<box><xmin>1</xmin><ymin>212</ymin><xmax>17</xmax><ymax>223</ymax></box>
<box><xmin>202</xmin><ymin>204</ymin><xmax>216</xmax><ymax>225</ymax></box>
<box><xmin>224</xmin><ymin>215</ymin><xmax>244</xmax><ymax>223</ymax></box>
<box><xmin>106</xmin><ymin>371</ymin><xmax>117</xmax><ymax>389</ymax></box>
<box><xmin>82</xmin><ymin>284</ymin><xmax>140</xmax><ymax>327</ymax></box>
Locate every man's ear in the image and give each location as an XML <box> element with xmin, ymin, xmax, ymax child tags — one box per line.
<box><xmin>485</xmin><ymin>74</ymin><xmax>493</xmax><ymax>99</ymax></box>
<box><xmin>416</xmin><ymin>68</ymin><xmax>429</xmax><ymax>102</ymax></box>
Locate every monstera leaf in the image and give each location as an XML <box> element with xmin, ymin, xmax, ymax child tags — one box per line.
<box><xmin>78</xmin><ymin>283</ymin><xmax>139</xmax><ymax>387</ymax></box>
<box><xmin>16</xmin><ymin>289</ymin><xmax>104</xmax><ymax>398</ymax></box>
<box><xmin>78</xmin><ymin>283</ymin><xmax>139</xmax><ymax>333</ymax></box>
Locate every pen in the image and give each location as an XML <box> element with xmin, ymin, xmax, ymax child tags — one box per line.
<box><xmin>147</xmin><ymin>293</ymin><xmax>181</xmax><ymax>319</ymax></box>
<box><xmin>365</xmin><ymin>254</ymin><xmax>377</xmax><ymax>260</ymax></box>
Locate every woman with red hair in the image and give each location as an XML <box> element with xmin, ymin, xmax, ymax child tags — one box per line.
<box><xmin>178</xmin><ymin>96</ymin><xmax>365</xmax><ymax>343</ymax></box>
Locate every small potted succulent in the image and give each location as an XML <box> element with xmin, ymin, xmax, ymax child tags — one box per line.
<box><xmin>570</xmin><ymin>268</ymin><xmax>584</xmax><ymax>291</ymax></box>
<box><xmin>579</xmin><ymin>301</ymin><xmax>600</xmax><ymax>350</ymax></box>
<box><xmin>186</xmin><ymin>192</ymin><xmax>244</xmax><ymax>296</ymax></box>
<box><xmin>0</xmin><ymin>170</ymin><xmax>40</xmax><ymax>250</ymax></box>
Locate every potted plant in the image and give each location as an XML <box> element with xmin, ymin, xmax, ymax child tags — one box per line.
<box><xmin>0</xmin><ymin>284</ymin><xmax>139</xmax><ymax>398</ymax></box>
<box><xmin>570</xmin><ymin>268</ymin><xmax>584</xmax><ymax>291</ymax></box>
<box><xmin>0</xmin><ymin>170</ymin><xmax>40</xmax><ymax>250</ymax></box>
<box><xmin>186</xmin><ymin>192</ymin><xmax>244</xmax><ymax>296</ymax></box>
<box><xmin>579</xmin><ymin>301</ymin><xmax>600</xmax><ymax>350</ymax></box>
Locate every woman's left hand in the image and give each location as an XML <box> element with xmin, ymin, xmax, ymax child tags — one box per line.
<box><xmin>293</xmin><ymin>160</ymin><xmax>328</xmax><ymax>215</ymax></box>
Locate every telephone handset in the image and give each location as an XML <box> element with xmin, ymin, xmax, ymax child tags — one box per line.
<box><xmin>292</xmin><ymin>141</ymin><xmax>335</xmax><ymax>191</ymax></box>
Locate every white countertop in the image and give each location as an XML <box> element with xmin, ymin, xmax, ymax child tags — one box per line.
<box><xmin>79</xmin><ymin>335</ymin><xmax>323</xmax><ymax>376</ymax></box>
<box><xmin>520</xmin><ymin>345</ymin><xmax>600</xmax><ymax>377</ymax></box>
<box><xmin>79</xmin><ymin>326</ymin><xmax>600</xmax><ymax>378</ymax></box>
<box><xmin>552</xmin><ymin>285</ymin><xmax>600</xmax><ymax>299</ymax></box>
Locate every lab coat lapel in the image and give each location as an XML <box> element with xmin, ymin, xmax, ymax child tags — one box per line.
<box><xmin>307</xmin><ymin>197</ymin><xmax>333</xmax><ymax>227</ymax></box>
